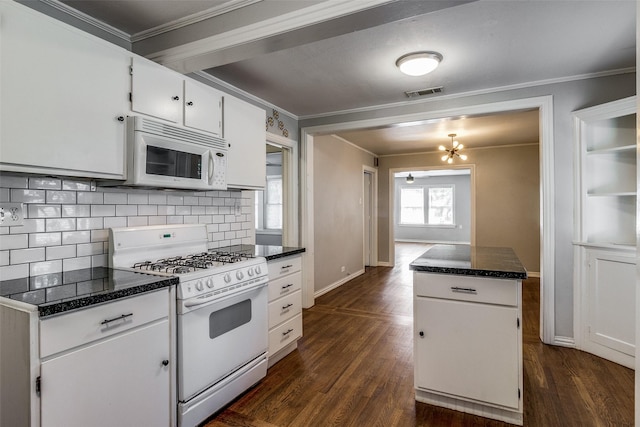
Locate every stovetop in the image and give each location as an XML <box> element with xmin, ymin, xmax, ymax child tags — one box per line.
<box><xmin>131</xmin><ymin>249</ymin><xmax>255</xmax><ymax>275</ymax></box>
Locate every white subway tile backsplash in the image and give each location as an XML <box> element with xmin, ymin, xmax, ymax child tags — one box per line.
<box><xmin>63</xmin><ymin>257</ymin><xmax>90</xmax><ymax>272</ymax></box>
<box><xmin>10</xmin><ymin>219</ymin><xmax>46</xmax><ymax>234</ymax></box>
<box><xmin>1</xmin><ymin>175</ymin><xmax>255</xmax><ymax>278</ymax></box>
<box><xmin>46</xmin><ymin>190</ymin><xmax>77</xmax><ymax>204</ymax></box>
<box><xmin>116</xmin><ymin>205</ymin><xmax>137</xmax><ymax>216</ymax></box>
<box><xmin>1</xmin><ymin>263</ymin><xmax>29</xmax><ymax>280</ymax></box>
<box><xmin>148</xmin><ymin>194</ymin><xmax>167</xmax><ymax>205</ymax></box>
<box><xmin>46</xmin><ymin>245</ymin><xmax>77</xmax><ymax>260</ymax></box>
<box><xmin>28</xmin><ymin>204</ymin><xmax>61</xmax><ymax>219</ymax></box>
<box><xmin>103</xmin><ymin>192</ymin><xmax>128</xmax><ymax>204</ymax></box>
<box><xmin>128</xmin><ymin>193</ymin><xmax>148</xmax><ymax>205</ymax></box>
<box><xmin>104</xmin><ymin>217</ymin><xmax>127</xmax><ymax>229</ymax></box>
<box><xmin>46</xmin><ymin>218</ymin><xmax>76</xmax><ymax>232</ymax></box>
<box><xmin>30</xmin><ymin>232</ymin><xmax>62</xmax><ymax>248</ymax></box>
<box><xmin>11</xmin><ymin>189</ymin><xmax>46</xmax><ymax>203</ymax></box>
<box><xmin>77</xmin><ymin>217</ymin><xmax>104</xmax><ymax>230</ymax></box>
<box><xmin>30</xmin><ymin>260</ymin><xmax>62</xmax><ymax>276</ymax></box>
<box><xmin>11</xmin><ymin>247</ymin><xmax>45</xmax><ymax>264</ymax></box>
<box><xmin>77</xmin><ymin>242</ymin><xmax>103</xmax><ymax>257</ymax></box>
<box><xmin>0</xmin><ymin>234</ymin><xmax>29</xmax><ymax>250</ymax></box>
<box><xmin>62</xmin><ymin>205</ymin><xmax>90</xmax><ymax>218</ymax></box>
<box><xmin>77</xmin><ymin>192</ymin><xmax>103</xmax><ymax>204</ymax></box>
<box><xmin>62</xmin><ymin>231</ymin><xmax>91</xmax><ymax>245</ymax></box>
<box><xmin>62</xmin><ymin>179</ymin><xmax>93</xmax><ymax>191</ymax></box>
<box><xmin>91</xmin><ymin>205</ymin><xmax>116</xmax><ymax>217</ymax></box>
<box><xmin>127</xmin><ymin>217</ymin><xmax>148</xmax><ymax>227</ymax></box>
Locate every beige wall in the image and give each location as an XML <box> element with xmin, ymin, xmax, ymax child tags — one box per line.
<box><xmin>379</xmin><ymin>143</ymin><xmax>540</xmax><ymax>273</ymax></box>
<box><xmin>313</xmin><ymin>135</ymin><xmax>375</xmax><ymax>293</ymax></box>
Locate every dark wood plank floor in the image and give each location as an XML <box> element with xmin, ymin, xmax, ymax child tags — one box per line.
<box><xmin>204</xmin><ymin>243</ymin><xmax>634</xmax><ymax>426</ymax></box>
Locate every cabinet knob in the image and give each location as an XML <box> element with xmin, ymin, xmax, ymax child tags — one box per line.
<box><xmin>161</xmin><ymin>360</ymin><xmax>169</xmax><ymax>367</ymax></box>
<box><xmin>186</xmin><ymin>101</ymin><xmax>194</xmax><ymax>106</ymax></box>
<box><xmin>117</xmin><ymin>116</ymin><xmax>125</xmax><ymax>122</ymax></box>
<box><xmin>172</xmin><ymin>96</ymin><xmax>180</xmax><ymax>101</ymax></box>
<box><xmin>419</xmin><ymin>331</ymin><xmax>425</xmax><ymax>338</ymax></box>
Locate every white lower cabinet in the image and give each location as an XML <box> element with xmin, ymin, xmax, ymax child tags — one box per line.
<box><xmin>38</xmin><ymin>289</ymin><xmax>174</xmax><ymax>427</ymax></box>
<box><xmin>267</xmin><ymin>254</ymin><xmax>303</xmax><ymax>367</ymax></box>
<box><xmin>413</xmin><ymin>273</ymin><xmax>523</xmax><ymax>425</ymax></box>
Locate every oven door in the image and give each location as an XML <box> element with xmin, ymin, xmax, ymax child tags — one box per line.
<box><xmin>177</xmin><ymin>283</ymin><xmax>268</xmax><ymax>402</ymax></box>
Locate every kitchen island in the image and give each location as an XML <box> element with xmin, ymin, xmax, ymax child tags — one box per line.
<box><xmin>410</xmin><ymin>244</ymin><xmax>527</xmax><ymax>426</ymax></box>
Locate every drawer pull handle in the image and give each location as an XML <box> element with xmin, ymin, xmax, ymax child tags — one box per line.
<box><xmin>100</xmin><ymin>313</ymin><xmax>133</xmax><ymax>326</ymax></box>
<box><xmin>282</xmin><ymin>284</ymin><xmax>293</xmax><ymax>290</ymax></box>
<box><xmin>282</xmin><ymin>328</ymin><xmax>294</xmax><ymax>336</ymax></box>
<box><xmin>450</xmin><ymin>287</ymin><xmax>477</xmax><ymax>294</ymax></box>
<box><xmin>282</xmin><ymin>303</ymin><xmax>293</xmax><ymax>310</ymax></box>
<box><xmin>281</xmin><ymin>264</ymin><xmax>293</xmax><ymax>269</ymax></box>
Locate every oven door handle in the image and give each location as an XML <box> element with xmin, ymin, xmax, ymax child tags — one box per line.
<box><xmin>183</xmin><ymin>282</ymin><xmax>266</xmax><ymax>308</ymax></box>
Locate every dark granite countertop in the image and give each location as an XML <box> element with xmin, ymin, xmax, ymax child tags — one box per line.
<box><xmin>409</xmin><ymin>244</ymin><xmax>527</xmax><ymax>279</ymax></box>
<box><xmin>217</xmin><ymin>244</ymin><xmax>306</xmax><ymax>261</ymax></box>
<box><xmin>0</xmin><ymin>267</ymin><xmax>178</xmax><ymax>317</ymax></box>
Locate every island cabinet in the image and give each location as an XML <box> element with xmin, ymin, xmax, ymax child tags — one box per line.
<box><xmin>410</xmin><ymin>245</ymin><xmax>526</xmax><ymax>426</ymax></box>
<box><xmin>267</xmin><ymin>254</ymin><xmax>303</xmax><ymax>367</ymax></box>
<box><xmin>0</xmin><ymin>0</ymin><xmax>130</xmax><ymax>179</ymax></box>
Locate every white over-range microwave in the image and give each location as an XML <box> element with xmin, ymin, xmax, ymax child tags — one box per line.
<box><xmin>123</xmin><ymin>116</ymin><xmax>227</xmax><ymax>190</ymax></box>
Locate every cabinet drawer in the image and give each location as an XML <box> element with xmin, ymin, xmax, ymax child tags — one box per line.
<box><xmin>269</xmin><ymin>313</ymin><xmax>302</xmax><ymax>356</ymax></box>
<box><xmin>414</xmin><ymin>272</ymin><xmax>518</xmax><ymax>306</ymax></box>
<box><xmin>40</xmin><ymin>289</ymin><xmax>169</xmax><ymax>358</ymax></box>
<box><xmin>268</xmin><ymin>256</ymin><xmax>301</xmax><ymax>280</ymax></box>
<box><xmin>268</xmin><ymin>272</ymin><xmax>301</xmax><ymax>302</ymax></box>
<box><xmin>268</xmin><ymin>290</ymin><xmax>301</xmax><ymax>329</ymax></box>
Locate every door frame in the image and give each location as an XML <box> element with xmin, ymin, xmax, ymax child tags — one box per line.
<box><xmin>266</xmin><ymin>132</ymin><xmax>298</xmax><ymax>247</ymax></box>
<box><xmin>301</xmin><ymin>96</ymin><xmax>555</xmax><ymax>344</ymax></box>
<box><xmin>363</xmin><ymin>165</ymin><xmax>378</xmax><ymax>267</ymax></box>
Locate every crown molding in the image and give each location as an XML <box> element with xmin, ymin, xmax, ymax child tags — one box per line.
<box><xmin>40</xmin><ymin>0</ymin><xmax>131</xmax><ymax>42</ymax></box>
<box><xmin>330</xmin><ymin>135</ymin><xmax>378</xmax><ymax>158</ymax></box>
<box><xmin>131</xmin><ymin>0</ymin><xmax>263</xmax><ymax>43</ymax></box>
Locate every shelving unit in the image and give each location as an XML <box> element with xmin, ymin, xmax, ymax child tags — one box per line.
<box><xmin>573</xmin><ymin>96</ymin><xmax>637</xmax><ymax>368</ymax></box>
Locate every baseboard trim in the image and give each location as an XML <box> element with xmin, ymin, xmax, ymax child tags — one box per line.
<box><xmin>553</xmin><ymin>336</ymin><xmax>576</xmax><ymax>348</ymax></box>
<box><xmin>527</xmin><ymin>271</ymin><xmax>541</xmax><ymax>278</ymax></box>
<box><xmin>376</xmin><ymin>261</ymin><xmax>393</xmax><ymax>267</ymax></box>
<box><xmin>314</xmin><ymin>269</ymin><xmax>365</xmax><ymax>298</ymax></box>
<box><xmin>394</xmin><ymin>239</ymin><xmax>470</xmax><ymax>245</ymax></box>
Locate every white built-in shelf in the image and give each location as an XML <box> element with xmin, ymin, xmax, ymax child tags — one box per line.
<box><xmin>586</xmin><ymin>144</ymin><xmax>636</xmax><ymax>155</ymax></box>
<box><xmin>587</xmin><ymin>191</ymin><xmax>636</xmax><ymax>197</ymax></box>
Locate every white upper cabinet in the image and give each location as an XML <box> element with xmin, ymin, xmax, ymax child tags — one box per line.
<box><xmin>184</xmin><ymin>79</ymin><xmax>223</xmax><ymax>135</ymax></box>
<box><xmin>130</xmin><ymin>56</ymin><xmax>183</xmax><ymax>124</ymax></box>
<box><xmin>0</xmin><ymin>1</ymin><xmax>130</xmax><ymax>179</ymax></box>
<box><xmin>225</xmin><ymin>96</ymin><xmax>266</xmax><ymax>189</ymax></box>
<box><xmin>131</xmin><ymin>57</ymin><xmax>223</xmax><ymax>136</ymax></box>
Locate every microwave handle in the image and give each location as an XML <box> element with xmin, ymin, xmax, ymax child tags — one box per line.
<box><xmin>208</xmin><ymin>151</ymin><xmax>214</xmax><ymax>185</ymax></box>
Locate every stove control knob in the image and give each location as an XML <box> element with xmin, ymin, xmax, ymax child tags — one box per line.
<box><xmin>206</xmin><ymin>278</ymin><xmax>214</xmax><ymax>289</ymax></box>
<box><xmin>255</xmin><ymin>266</ymin><xmax>262</xmax><ymax>275</ymax></box>
<box><xmin>224</xmin><ymin>273</ymin><xmax>232</xmax><ymax>283</ymax></box>
<box><xmin>247</xmin><ymin>268</ymin><xmax>254</xmax><ymax>277</ymax></box>
<box><xmin>195</xmin><ymin>280</ymin><xmax>204</xmax><ymax>292</ymax></box>
<box><xmin>236</xmin><ymin>271</ymin><xmax>244</xmax><ymax>280</ymax></box>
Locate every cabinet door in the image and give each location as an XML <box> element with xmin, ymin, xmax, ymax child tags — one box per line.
<box><xmin>0</xmin><ymin>2</ymin><xmax>129</xmax><ymax>179</ymax></box>
<box><xmin>225</xmin><ymin>96</ymin><xmax>266</xmax><ymax>189</ymax></box>
<box><xmin>131</xmin><ymin>56</ymin><xmax>183</xmax><ymax>124</ymax></box>
<box><xmin>414</xmin><ymin>297</ymin><xmax>520</xmax><ymax>409</ymax></box>
<box><xmin>586</xmin><ymin>249</ymin><xmax>635</xmax><ymax>359</ymax></box>
<box><xmin>40</xmin><ymin>320</ymin><xmax>171</xmax><ymax>427</ymax></box>
<box><xmin>184</xmin><ymin>80</ymin><xmax>223</xmax><ymax>135</ymax></box>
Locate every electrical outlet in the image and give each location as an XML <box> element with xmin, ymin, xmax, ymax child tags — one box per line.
<box><xmin>0</xmin><ymin>203</ymin><xmax>24</xmax><ymax>227</ymax></box>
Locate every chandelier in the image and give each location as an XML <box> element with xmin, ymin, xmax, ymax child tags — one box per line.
<box><xmin>439</xmin><ymin>133</ymin><xmax>467</xmax><ymax>164</ymax></box>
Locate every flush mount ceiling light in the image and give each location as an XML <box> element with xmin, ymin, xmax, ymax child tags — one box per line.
<box><xmin>396</xmin><ymin>51</ymin><xmax>443</xmax><ymax>76</ymax></box>
<box><xmin>406</xmin><ymin>173</ymin><xmax>415</xmax><ymax>184</ymax></box>
<box><xmin>439</xmin><ymin>133</ymin><xmax>468</xmax><ymax>164</ymax></box>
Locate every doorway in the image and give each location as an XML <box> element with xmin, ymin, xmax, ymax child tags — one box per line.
<box><xmin>363</xmin><ymin>166</ymin><xmax>378</xmax><ymax>267</ymax></box>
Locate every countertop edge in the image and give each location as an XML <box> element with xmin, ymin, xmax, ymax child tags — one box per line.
<box><xmin>410</xmin><ymin>265</ymin><xmax>528</xmax><ymax>280</ymax></box>
<box><xmin>264</xmin><ymin>247</ymin><xmax>306</xmax><ymax>261</ymax></box>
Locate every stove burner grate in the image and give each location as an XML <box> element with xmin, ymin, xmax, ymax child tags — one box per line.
<box><xmin>130</xmin><ymin>249</ymin><xmax>255</xmax><ymax>274</ymax></box>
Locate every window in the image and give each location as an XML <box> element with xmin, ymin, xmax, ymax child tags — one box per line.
<box><xmin>255</xmin><ymin>176</ymin><xmax>283</xmax><ymax>230</ymax></box>
<box><xmin>399</xmin><ymin>184</ymin><xmax>455</xmax><ymax>226</ymax></box>
<box><xmin>400</xmin><ymin>187</ymin><xmax>424</xmax><ymax>224</ymax></box>
<box><xmin>428</xmin><ymin>186</ymin><xmax>454</xmax><ymax>225</ymax></box>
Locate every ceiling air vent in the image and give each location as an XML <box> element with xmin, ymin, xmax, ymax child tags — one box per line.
<box><xmin>404</xmin><ymin>86</ymin><xmax>444</xmax><ymax>98</ymax></box>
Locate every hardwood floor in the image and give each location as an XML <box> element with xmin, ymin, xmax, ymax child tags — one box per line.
<box><xmin>204</xmin><ymin>243</ymin><xmax>634</xmax><ymax>426</ymax></box>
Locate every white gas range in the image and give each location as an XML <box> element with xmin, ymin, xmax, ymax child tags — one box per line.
<box><xmin>109</xmin><ymin>224</ymin><xmax>269</xmax><ymax>427</ymax></box>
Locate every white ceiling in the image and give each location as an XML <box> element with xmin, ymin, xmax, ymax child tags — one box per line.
<box><xmin>53</xmin><ymin>0</ymin><xmax>635</xmax><ymax>155</ymax></box>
